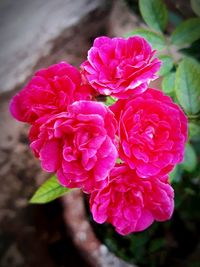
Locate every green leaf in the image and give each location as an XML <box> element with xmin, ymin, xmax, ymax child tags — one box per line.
<box><xmin>126</xmin><ymin>28</ymin><xmax>165</xmax><ymax>50</ymax></box>
<box><xmin>162</xmin><ymin>72</ymin><xmax>175</xmax><ymax>95</ymax></box>
<box><xmin>175</xmin><ymin>58</ymin><xmax>200</xmax><ymax>114</ymax></box>
<box><xmin>139</xmin><ymin>0</ymin><xmax>168</xmax><ymax>32</ymax></box>
<box><xmin>105</xmin><ymin>96</ymin><xmax>116</xmax><ymax>106</ymax></box>
<box><xmin>180</xmin><ymin>39</ymin><xmax>200</xmax><ymax>63</ymax></box>
<box><xmin>158</xmin><ymin>55</ymin><xmax>174</xmax><ymax>76</ymax></box>
<box><xmin>189</xmin><ymin>122</ymin><xmax>200</xmax><ymax>140</ymax></box>
<box><xmin>171</xmin><ymin>18</ymin><xmax>200</xmax><ymax>46</ymax></box>
<box><xmin>169</xmin><ymin>11</ymin><xmax>183</xmax><ymax>26</ymax></box>
<box><xmin>149</xmin><ymin>238</ymin><xmax>165</xmax><ymax>253</ymax></box>
<box><xmin>30</xmin><ymin>175</ymin><xmax>70</xmax><ymax>204</ymax></box>
<box><xmin>191</xmin><ymin>0</ymin><xmax>200</xmax><ymax>17</ymax></box>
<box><xmin>169</xmin><ymin>165</ymin><xmax>183</xmax><ymax>183</ymax></box>
<box><xmin>184</xmin><ymin>187</ymin><xmax>195</xmax><ymax>195</ymax></box>
<box><xmin>116</xmin><ymin>158</ymin><xmax>123</xmax><ymax>164</ymax></box>
<box><xmin>182</xmin><ymin>143</ymin><xmax>197</xmax><ymax>172</ymax></box>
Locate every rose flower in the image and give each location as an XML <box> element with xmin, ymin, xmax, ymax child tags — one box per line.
<box><xmin>81</xmin><ymin>36</ymin><xmax>161</xmax><ymax>98</ymax></box>
<box><xmin>110</xmin><ymin>88</ymin><xmax>188</xmax><ymax>177</ymax></box>
<box><xmin>90</xmin><ymin>164</ymin><xmax>174</xmax><ymax>235</ymax></box>
<box><xmin>29</xmin><ymin>101</ymin><xmax>118</xmax><ymax>193</ymax></box>
<box><xmin>10</xmin><ymin>62</ymin><xmax>93</xmax><ymax>124</ymax></box>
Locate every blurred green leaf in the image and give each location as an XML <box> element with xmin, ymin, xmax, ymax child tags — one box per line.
<box><xmin>169</xmin><ymin>165</ymin><xmax>183</xmax><ymax>183</ymax></box>
<box><xmin>169</xmin><ymin>11</ymin><xmax>183</xmax><ymax>26</ymax></box>
<box><xmin>171</xmin><ymin>18</ymin><xmax>200</xmax><ymax>46</ymax></box>
<box><xmin>130</xmin><ymin>233</ymin><xmax>148</xmax><ymax>261</ymax></box>
<box><xmin>189</xmin><ymin>122</ymin><xmax>200</xmax><ymax>140</ymax></box>
<box><xmin>105</xmin><ymin>96</ymin><xmax>116</xmax><ymax>106</ymax></box>
<box><xmin>105</xmin><ymin>238</ymin><xmax>118</xmax><ymax>252</ymax></box>
<box><xmin>180</xmin><ymin>39</ymin><xmax>200</xmax><ymax>63</ymax></box>
<box><xmin>175</xmin><ymin>58</ymin><xmax>200</xmax><ymax>114</ymax></box>
<box><xmin>30</xmin><ymin>175</ymin><xmax>70</xmax><ymax>204</ymax></box>
<box><xmin>191</xmin><ymin>0</ymin><xmax>200</xmax><ymax>16</ymax></box>
<box><xmin>130</xmin><ymin>234</ymin><xmax>148</xmax><ymax>249</ymax></box>
<box><xmin>182</xmin><ymin>143</ymin><xmax>198</xmax><ymax>172</ymax></box>
<box><xmin>149</xmin><ymin>238</ymin><xmax>165</xmax><ymax>253</ymax></box>
<box><xmin>116</xmin><ymin>158</ymin><xmax>123</xmax><ymax>164</ymax></box>
<box><xmin>158</xmin><ymin>55</ymin><xmax>174</xmax><ymax>76</ymax></box>
<box><xmin>188</xmin><ymin>113</ymin><xmax>200</xmax><ymax>120</ymax></box>
<box><xmin>139</xmin><ymin>0</ymin><xmax>168</xmax><ymax>32</ymax></box>
<box><xmin>184</xmin><ymin>187</ymin><xmax>196</xmax><ymax>195</ymax></box>
<box><xmin>126</xmin><ymin>28</ymin><xmax>165</xmax><ymax>50</ymax></box>
<box><xmin>162</xmin><ymin>72</ymin><xmax>175</xmax><ymax>95</ymax></box>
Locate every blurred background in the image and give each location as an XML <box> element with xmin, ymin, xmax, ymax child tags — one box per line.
<box><xmin>0</xmin><ymin>1</ymin><xmax>199</xmax><ymax>267</ymax></box>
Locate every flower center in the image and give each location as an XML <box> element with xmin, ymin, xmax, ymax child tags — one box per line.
<box><xmin>144</xmin><ymin>126</ymin><xmax>155</xmax><ymax>139</ymax></box>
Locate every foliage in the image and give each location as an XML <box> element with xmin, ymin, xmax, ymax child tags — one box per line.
<box><xmin>191</xmin><ymin>0</ymin><xmax>200</xmax><ymax>16</ymax></box>
<box><xmin>30</xmin><ymin>175</ymin><xmax>70</xmax><ymax>204</ymax></box>
<box><xmin>161</xmin><ymin>72</ymin><xmax>175</xmax><ymax>95</ymax></box>
<box><xmin>171</xmin><ymin>18</ymin><xmax>200</xmax><ymax>45</ymax></box>
<box><xmin>175</xmin><ymin>57</ymin><xmax>200</xmax><ymax>115</ymax></box>
<box><xmin>126</xmin><ymin>0</ymin><xmax>200</xmax><ymax>121</ymax></box>
<box><xmin>157</xmin><ymin>55</ymin><xmax>173</xmax><ymax>76</ymax></box>
<box><xmin>139</xmin><ymin>0</ymin><xmax>168</xmax><ymax>32</ymax></box>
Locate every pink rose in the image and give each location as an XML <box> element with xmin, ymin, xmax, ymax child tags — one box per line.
<box><xmin>90</xmin><ymin>164</ymin><xmax>174</xmax><ymax>235</ymax></box>
<box><xmin>10</xmin><ymin>62</ymin><xmax>93</xmax><ymax>124</ymax></box>
<box><xmin>29</xmin><ymin>101</ymin><xmax>118</xmax><ymax>193</ymax></box>
<box><xmin>110</xmin><ymin>88</ymin><xmax>188</xmax><ymax>177</ymax></box>
<box><xmin>81</xmin><ymin>36</ymin><xmax>161</xmax><ymax>98</ymax></box>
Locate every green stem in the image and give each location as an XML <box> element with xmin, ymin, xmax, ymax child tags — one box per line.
<box><xmin>164</xmin><ymin>36</ymin><xmax>178</xmax><ymax>68</ymax></box>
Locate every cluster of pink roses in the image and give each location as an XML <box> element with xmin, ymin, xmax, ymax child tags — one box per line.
<box><xmin>10</xmin><ymin>36</ymin><xmax>187</xmax><ymax>235</ymax></box>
